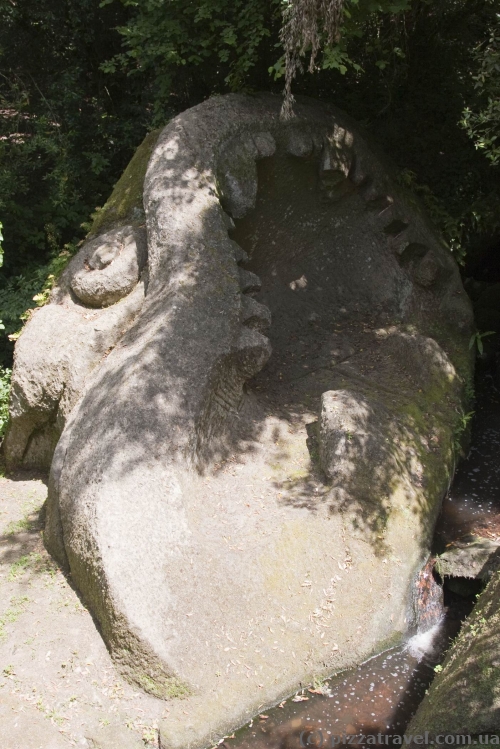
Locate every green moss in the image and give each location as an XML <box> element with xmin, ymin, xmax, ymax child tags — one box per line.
<box><xmin>370</xmin><ymin>630</ymin><xmax>405</xmax><ymax>654</ymax></box>
<box><xmin>113</xmin><ymin>636</ymin><xmax>192</xmax><ymax>699</ymax></box>
<box><xmin>8</xmin><ymin>552</ymin><xmax>57</xmax><ymax>580</ymax></box>
<box><xmin>0</xmin><ymin>596</ymin><xmax>30</xmax><ymax>640</ymax></box>
<box><xmin>409</xmin><ymin>572</ymin><xmax>500</xmax><ymax>734</ymax></box>
<box><xmin>422</xmin><ymin>318</ymin><xmax>474</xmax><ymax>387</ymax></box>
<box><xmin>89</xmin><ymin>129</ymin><xmax>161</xmax><ymax>237</ymax></box>
<box><xmin>135</xmin><ymin>671</ymin><xmax>191</xmax><ymax>700</ymax></box>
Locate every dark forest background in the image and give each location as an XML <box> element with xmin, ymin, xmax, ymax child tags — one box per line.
<box><xmin>0</xmin><ymin>0</ymin><xmax>498</xmax><ymax>375</ymax></box>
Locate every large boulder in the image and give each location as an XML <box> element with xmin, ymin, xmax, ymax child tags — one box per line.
<box><xmin>3</xmin><ymin>94</ymin><xmax>473</xmax><ymax>748</ymax></box>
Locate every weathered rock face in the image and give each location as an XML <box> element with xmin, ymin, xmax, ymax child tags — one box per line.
<box><xmin>407</xmin><ymin>571</ymin><xmax>500</xmax><ymax>738</ymax></box>
<box><xmin>435</xmin><ymin>536</ymin><xmax>500</xmax><ymax>582</ymax></box>
<box><xmin>3</xmin><ymin>94</ymin><xmax>473</xmax><ymax>748</ymax></box>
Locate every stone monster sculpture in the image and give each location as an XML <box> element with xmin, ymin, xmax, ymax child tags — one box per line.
<box><xmin>4</xmin><ymin>94</ymin><xmax>473</xmax><ymax>748</ymax></box>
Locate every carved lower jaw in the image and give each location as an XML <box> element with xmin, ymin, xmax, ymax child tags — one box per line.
<box><xmin>44</xmin><ymin>102</ymin><xmax>281</xmax><ymax>690</ymax></box>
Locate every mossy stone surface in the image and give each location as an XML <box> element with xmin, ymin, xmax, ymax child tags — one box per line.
<box><xmin>89</xmin><ymin>129</ymin><xmax>161</xmax><ymax>237</ymax></box>
<box><xmin>408</xmin><ymin>571</ymin><xmax>500</xmax><ymax>736</ymax></box>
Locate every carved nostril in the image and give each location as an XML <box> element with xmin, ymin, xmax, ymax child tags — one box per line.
<box><xmin>89</xmin><ymin>243</ymin><xmax>120</xmax><ymax>270</ymax></box>
<box><xmin>238</xmin><ymin>268</ymin><xmax>261</xmax><ymax>294</ymax></box>
<box><xmin>70</xmin><ymin>225</ymin><xmax>145</xmax><ymax>308</ymax></box>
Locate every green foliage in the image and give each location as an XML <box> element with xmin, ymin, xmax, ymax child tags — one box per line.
<box><xmin>101</xmin><ymin>0</ymin><xmax>283</xmax><ymax>123</ymax></box>
<box><xmin>0</xmin><ymin>243</ymin><xmax>78</xmax><ymax>367</ymax></box>
<box><xmin>0</xmin><ymin>222</ymin><xmax>4</xmax><ymax>333</ymax></box>
<box><xmin>0</xmin><ymin>0</ymin><xmax>498</xmax><ymax>374</ymax></box>
<box><xmin>321</xmin><ymin>0</ymin><xmax>412</xmax><ymax>76</ymax></box>
<box><xmin>270</xmin><ymin>0</ymin><xmax>412</xmax><ymax>86</ymax></box>
<box><xmin>453</xmin><ymin>409</ymin><xmax>474</xmax><ymax>456</ymax></box>
<box><xmin>398</xmin><ymin>169</ymin><xmax>468</xmax><ymax>263</ymax></box>
<box><xmin>0</xmin><ymin>221</ymin><xmax>4</xmax><ymax>270</ymax></box>
<box><xmin>0</xmin><ymin>596</ymin><xmax>30</xmax><ymax>641</ymax></box>
<box><xmin>462</xmin><ymin>18</ymin><xmax>500</xmax><ymax>166</ymax></box>
<box><xmin>0</xmin><ymin>250</ymin><xmax>75</xmax><ymax>328</ymax></box>
<box><xmin>0</xmin><ymin>366</ymin><xmax>11</xmax><ymax>438</ymax></box>
<box><xmin>0</xmin><ymin>0</ymin><xmax>150</xmax><ymax>277</ymax></box>
<box><xmin>310</xmin><ymin>0</ymin><xmax>500</xmax><ymax>266</ymax></box>
<box><xmin>469</xmin><ymin>330</ymin><xmax>496</xmax><ymax>355</ymax></box>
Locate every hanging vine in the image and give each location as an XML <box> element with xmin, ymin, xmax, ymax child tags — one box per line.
<box><xmin>280</xmin><ymin>0</ymin><xmax>345</xmax><ymax>118</ymax></box>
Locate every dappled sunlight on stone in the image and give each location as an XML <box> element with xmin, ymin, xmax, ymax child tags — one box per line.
<box><xmin>3</xmin><ymin>93</ymin><xmax>473</xmax><ymax>749</ymax></box>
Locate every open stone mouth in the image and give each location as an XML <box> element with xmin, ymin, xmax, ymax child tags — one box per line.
<box><xmin>3</xmin><ymin>93</ymin><xmax>473</xmax><ymax>747</ymax></box>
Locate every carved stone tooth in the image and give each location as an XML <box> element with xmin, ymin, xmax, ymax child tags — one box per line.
<box><xmin>228</xmin><ymin>239</ymin><xmax>249</xmax><ymax>265</ymax></box>
<box><xmin>221</xmin><ymin>210</ymin><xmax>236</xmax><ymax>232</ymax></box>
<box><xmin>398</xmin><ymin>246</ymin><xmax>449</xmax><ymax>289</ymax></box>
<box><xmin>252</xmin><ymin>132</ymin><xmax>276</xmax><ymax>159</ymax></box>
<box><xmin>347</xmin><ymin>150</ymin><xmax>370</xmax><ymax>187</ymax></box>
<box><xmin>240</xmin><ymin>295</ymin><xmax>271</xmax><ymax>332</ymax></box>
<box><xmin>319</xmin><ymin>142</ymin><xmax>355</xmax><ymax>202</ymax></box>
<box><xmin>232</xmin><ymin>327</ymin><xmax>271</xmax><ymax>379</ymax></box>
<box><xmin>411</xmin><ymin>251</ymin><xmax>443</xmax><ymax>288</ymax></box>
<box><xmin>383</xmin><ymin>219</ymin><xmax>409</xmax><ymax>237</ymax></box>
<box><xmin>238</xmin><ymin>268</ymin><xmax>261</xmax><ymax>293</ymax></box>
<box><xmin>320</xmin><ymin>141</ymin><xmax>352</xmax><ymax>179</ymax></box>
<box><xmin>217</xmin><ymin>134</ymin><xmax>259</xmax><ymax>218</ymax></box>
<box><xmin>285</xmin><ymin>128</ymin><xmax>314</xmax><ymax>158</ymax></box>
<box><xmin>398</xmin><ymin>242</ymin><xmax>429</xmax><ymax>263</ymax></box>
<box><xmin>219</xmin><ymin>168</ymin><xmax>257</xmax><ymax>219</ymax></box>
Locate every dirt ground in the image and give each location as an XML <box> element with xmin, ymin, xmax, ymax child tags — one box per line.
<box><xmin>0</xmin><ymin>473</ymin><xmax>164</xmax><ymax>749</ymax></box>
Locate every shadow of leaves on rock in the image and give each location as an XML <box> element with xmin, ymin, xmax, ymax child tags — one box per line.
<box><xmin>27</xmin><ymin>101</ymin><xmax>470</xmax><ymax>710</ymax></box>
<box><xmin>229</xmin><ymin>147</ymin><xmax>466</xmax><ymax>559</ymax></box>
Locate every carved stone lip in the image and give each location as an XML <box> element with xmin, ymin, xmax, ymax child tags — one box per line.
<box><xmin>3</xmin><ymin>93</ymin><xmax>473</xmax><ymax>749</ymax></box>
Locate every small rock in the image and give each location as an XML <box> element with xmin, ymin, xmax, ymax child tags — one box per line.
<box><xmin>435</xmin><ymin>536</ymin><xmax>500</xmax><ymax>581</ymax></box>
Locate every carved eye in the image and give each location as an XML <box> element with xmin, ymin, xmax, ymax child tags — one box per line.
<box><xmin>70</xmin><ymin>225</ymin><xmax>147</xmax><ymax>308</ymax></box>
